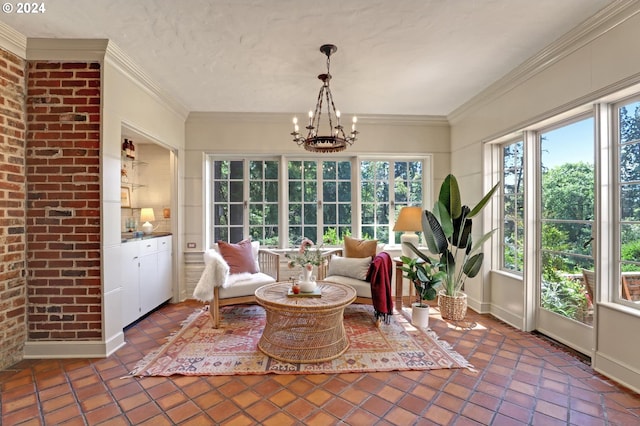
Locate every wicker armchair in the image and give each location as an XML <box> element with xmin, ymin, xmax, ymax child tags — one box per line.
<box><xmin>206</xmin><ymin>247</ymin><xmax>281</xmax><ymax>328</ymax></box>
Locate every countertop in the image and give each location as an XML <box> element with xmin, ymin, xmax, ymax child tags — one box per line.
<box><xmin>121</xmin><ymin>232</ymin><xmax>172</xmax><ymax>243</ymax></box>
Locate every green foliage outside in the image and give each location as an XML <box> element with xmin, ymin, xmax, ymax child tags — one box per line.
<box><xmin>540</xmin><ymin>161</ymin><xmax>594</xmax><ymax>321</ymax></box>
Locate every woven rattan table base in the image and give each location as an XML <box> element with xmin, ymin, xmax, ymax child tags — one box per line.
<box><xmin>255</xmin><ymin>281</ymin><xmax>357</xmax><ymax>363</ymax></box>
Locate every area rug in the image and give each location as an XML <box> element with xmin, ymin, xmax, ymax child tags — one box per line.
<box><xmin>129</xmin><ymin>304</ymin><xmax>472</xmax><ymax>376</ymax></box>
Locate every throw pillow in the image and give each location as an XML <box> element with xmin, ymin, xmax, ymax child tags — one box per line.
<box><xmin>344</xmin><ymin>236</ymin><xmax>378</xmax><ymax>258</ymax></box>
<box><xmin>328</xmin><ymin>255</ymin><xmax>372</xmax><ymax>281</ymax></box>
<box><xmin>217</xmin><ymin>239</ymin><xmax>258</xmax><ymax>275</ymax></box>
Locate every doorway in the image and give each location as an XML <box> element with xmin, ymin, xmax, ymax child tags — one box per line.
<box><xmin>535</xmin><ymin>116</ymin><xmax>595</xmax><ymax>355</ymax></box>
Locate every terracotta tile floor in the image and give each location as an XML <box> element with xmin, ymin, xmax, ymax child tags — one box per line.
<box><xmin>2</xmin><ymin>300</ymin><xmax>640</xmax><ymax>425</ymax></box>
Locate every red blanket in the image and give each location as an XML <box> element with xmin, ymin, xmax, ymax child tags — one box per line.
<box><xmin>366</xmin><ymin>252</ymin><xmax>393</xmax><ymax>324</ymax></box>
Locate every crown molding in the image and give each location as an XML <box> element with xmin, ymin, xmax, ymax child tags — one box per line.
<box><xmin>104</xmin><ymin>41</ymin><xmax>189</xmax><ymax>119</ymax></box>
<box><xmin>448</xmin><ymin>0</ymin><xmax>640</xmax><ymax>124</ymax></box>
<box><xmin>26</xmin><ymin>38</ymin><xmax>109</xmax><ymax>61</ymax></box>
<box><xmin>187</xmin><ymin>111</ymin><xmax>449</xmax><ymax>127</ymax></box>
<box><xmin>23</xmin><ymin>38</ymin><xmax>188</xmax><ymax>119</ymax></box>
<box><xmin>0</xmin><ymin>21</ymin><xmax>26</xmax><ymax>57</ymax></box>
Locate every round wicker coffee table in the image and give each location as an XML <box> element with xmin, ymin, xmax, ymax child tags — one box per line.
<box><xmin>255</xmin><ymin>281</ymin><xmax>357</xmax><ymax>363</ymax></box>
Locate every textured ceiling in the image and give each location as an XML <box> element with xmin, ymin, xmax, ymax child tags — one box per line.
<box><xmin>2</xmin><ymin>0</ymin><xmax>613</xmax><ymax>116</ymax></box>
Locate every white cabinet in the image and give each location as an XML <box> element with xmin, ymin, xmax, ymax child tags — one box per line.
<box><xmin>121</xmin><ymin>241</ymin><xmax>142</xmax><ymax>327</ymax></box>
<box><xmin>122</xmin><ymin>235</ymin><xmax>173</xmax><ymax>327</ymax></box>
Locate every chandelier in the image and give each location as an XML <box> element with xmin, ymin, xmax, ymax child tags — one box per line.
<box><xmin>291</xmin><ymin>44</ymin><xmax>358</xmax><ymax>153</ymax></box>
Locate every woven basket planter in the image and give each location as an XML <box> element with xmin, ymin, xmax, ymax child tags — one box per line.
<box><xmin>438</xmin><ymin>291</ymin><xmax>467</xmax><ymax>321</ymax></box>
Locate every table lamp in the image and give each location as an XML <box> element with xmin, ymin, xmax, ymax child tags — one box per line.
<box><xmin>393</xmin><ymin>206</ymin><xmax>423</xmax><ymax>258</ymax></box>
<box><xmin>140</xmin><ymin>208</ymin><xmax>155</xmax><ymax>235</ymax></box>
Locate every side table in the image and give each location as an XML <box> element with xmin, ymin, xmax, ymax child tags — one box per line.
<box><xmin>393</xmin><ymin>257</ymin><xmax>415</xmax><ymax>312</ymax></box>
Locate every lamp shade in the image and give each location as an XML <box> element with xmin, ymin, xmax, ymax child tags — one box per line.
<box><xmin>393</xmin><ymin>206</ymin><xmax>423</xmax><ymax>258</ymax></box>
<box><xmin>140</xmin><ymin>208</ymin><xmax>155</xmax><ymax>222</ymax></box>
<box><xmin>140</xmin><ymin>208</ymin><xmax>155</xmax><ymax>235</ymax></box>
<box><xmin>393</xmin><ymin>206</ymin><xmax>423</xmax><ymax>232</ymax></box>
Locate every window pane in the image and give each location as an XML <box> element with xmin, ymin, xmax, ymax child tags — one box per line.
<box><xmin>265</xmin><ymin>161</ymin><xmax>278</xmax><ymax>179</ymax></box>
<box><xmin>539</xmin><ymin>118</ymin><xmax>594</xmax><ymax>325</ymax></box>
<box><xmin>619</xmin><ymin>101</ymin><xmax>640</xmax><ymax>144</ymax></box>
<box><xmin>229</xmin><ymin>161</ymin><xmax>243</xmax><ymax>179</ymax></box>
<box><xmin>621</xmin><ymin>184</ymin><xmax>640</xmax><ymax>221</ymax></box>
<box><xmin>323</xmin><ymin>182</ymin><xmax>336</xmax><ymax>202</ymax></box>
<box><xmin>323</xmin><ymin>161</ymin><xmax>337</xmax><ymax>180</ymax></box>
<box><xmin>501</xmin><ymin>141</ymin><xmax>524</xmax><ymax>272</ymax></box>
<box><xmin>618</xmin><ymin>100</ymin><xmax>640</xmax><ymax>306</ymax></box>
<box><xmin>229</xmin><ymin>181</ymin><xmax>243</xmax><ymax>202</ymax></box>
<box><xmin>303</xmin><ymin>181</ymin><xmax>317</xmax><ymax>201</ymax></box>
<box><xmin>289</xmin><ymin>182</ymin><xmax>302</xmax><ymax>202</ymax></box>
<box><xmin>303</xmin><ymin>161</ymin><xmax>317</xmax><ymax>180</ymax></box>
<box><xmin>323</xmin><ymin>204</ymin><xmax>336</xmax><ymax>224</ymax></box>
<box><xmin>214</xmin><ymin>161</ymin><xmax>228</xmax><ymax>179</ymax></box>
<box><xmin>250</xmin><ymin>181</ymin><xmax>262</xmax><ymax>200</ymax></box>
<box><xmin>338</xmin><ymin>182</ymin><xmax>351</xmax><ymax>202</ymax></box>
<box><xmin>250</xmin><ymin>161</ymin><xmax>263</xmax><ymax>180</ymax></box>
<box><xmin>229</xmin><ymin>227</ymin><xmax>243</xmax><ymax>243</ymax></box>
<box><xmin>265</xmin><ymin>182</ymin><xmax>278</xmax><ymax>203</ymax></box>
<box><xmin>214</xmin><ymin>181</ymin><xmax>228</xmax><ymax>202</ymax></box>
<box><xmin>338</xmin><ymin>204</ymin><xmax>351</xmax><ymax>225</ymax></box>
<box><xmin>289</xmin><ymin>161</ymin><xmax>301</xmax><ymax>179</ymax></box>
<box><xmin>338</xmin><ymin>162</ymin><xmax>351</xmax><ymax>180</ymax></box>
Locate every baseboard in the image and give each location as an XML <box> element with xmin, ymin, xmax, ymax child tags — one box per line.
<box><xmin>489</xmin><ymin>304</ymin><xmax>524</xmax><ymax>330</ymax></box>
<box><xmin>594</xmin><ymin>352</ymin><xmax>640</xmax><ymax>394</ymax></box>
<box><xmin>23</xmin><ymin>339</ymin><xmax>116</xmax><ymax>359</ymax></box>
<box><xmin>466</xmin><ymin>295</ymin><xmax>491</xmax><ymax>314</ymax></box>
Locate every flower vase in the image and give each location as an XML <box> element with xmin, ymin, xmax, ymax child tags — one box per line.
<box><xmin>298</xmin><ymin>267</ymin><xmax>317</xmax><ymax>293</ymax></box>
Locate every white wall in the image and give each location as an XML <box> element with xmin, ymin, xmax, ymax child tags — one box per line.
<box><xmin>182</xmin><ymin>112</ymin><xmax>451</xmax><ymax>297</ymax></box>
<box><xmin>102</xmin><ymin>45</ymin><xmax>186</xmax><ymax>355</ymax></box>
<box><xmin>449</xmin><ymin>4</ymin><xmax>640</xmax><ymax>392</ymax></box>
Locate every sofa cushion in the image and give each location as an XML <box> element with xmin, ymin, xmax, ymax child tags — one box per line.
<box><xmin>344</xmin><ymin>236</ymin><xmax>378</xmax><ymax>258</ymax></box>
<box><xmin>328</xmin><ymin>255</ymin><xmax>371</xmax><ymax>281</ymax></box>
<box><xmin>218</xmin><ymin>272</ymin><xmax>276</xmax><ymax>298</ymax></box>
<box><xmin>207</xmin><ymin>240</ymin><xmax>261</xmax><ymax>272</ymax></box>
<box><xmin>218</xmin><ymin>239</ymin><xmax>258</xmax><ymax>274</ymax></box>
<box><xmin>324</xmin><ymin>275</ymin><xmax>373</xmax><ymax>299</ymax></box>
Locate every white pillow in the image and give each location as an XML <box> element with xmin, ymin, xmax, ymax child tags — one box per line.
<box><xmin>327</xmin><ymin>255</ymin><xmax>372</xmax><ymax>281</ymax></box>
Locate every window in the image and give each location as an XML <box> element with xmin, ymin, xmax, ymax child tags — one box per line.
<box><xmin>360</xmin><ymin>160</ymin><xmax>423</xmax><ymax>245</ymax></box>
<box><xmin>207</xmin><ymin>156</ymin><xmax>428</xmax><ymax>248</ymax></box>
<box><xmin>288</xmin><ymin>160</ymin><xmax>352</xmax><ymax>245</ymax></box>
<box><xmin>539</xmin><ymin>117</ymin><xmax>594</xmax><ymax>324</ymax></box>
<box><xmin>616</xmin><ymin>98</ymin><xmax>640</xmax><ymax>303</ymax></box>
<box><xmin>210</xmin><ymin>159</ymin><xmax>279</xmax><ymax>246</ymax></box>
<box><xmin>502</xmin><ymin>140</ymin><xmax>524</xmax><ymax>272</ymax></box>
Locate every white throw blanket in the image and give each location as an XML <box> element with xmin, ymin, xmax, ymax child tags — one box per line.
<box><xmin>193</xmin><ymin>250</ymin><xmax>229</xmax><ymax>302</ymax></box>
<box><xmin>192</xmin><ymin>250</ymin><xmax>257</xmax><ymax>301</ymax></box>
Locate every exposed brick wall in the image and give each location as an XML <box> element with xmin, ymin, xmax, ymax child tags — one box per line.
<box><xmin>26</xmin><ymin>62</ymin><xmax>102</xmax><ymax>340</ymax></box>
<box><xmin>0</xmin><ymin>49</ymin><xmax>27</xmax><ymax>369</ymax></box>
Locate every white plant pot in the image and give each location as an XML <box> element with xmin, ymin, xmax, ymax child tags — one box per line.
<box><xmin>411</xmin><ymin>303</ymin><xmax>430</xmax><ymax>328</ymax></box>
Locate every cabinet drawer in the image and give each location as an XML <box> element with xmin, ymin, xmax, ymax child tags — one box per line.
<box><xmin>157</xmin><ymin>236</ymin><xmax>171</xmax><ymax>252</ymax></box>
<box><xmin>139</xmin><ymin>239</ymin><xmax>158</xmax><ymax>256</ymax></box>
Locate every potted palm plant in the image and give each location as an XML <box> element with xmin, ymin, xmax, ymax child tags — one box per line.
<box><xmin>404</xmin><ymin>174</ymin><xmax>499</xmax><ymax>321</ymax></box>
<box><xmin>400</xmin><ymin>256</ymin><xmax>445</xmax><ymax>327</ymax></box>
